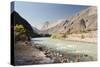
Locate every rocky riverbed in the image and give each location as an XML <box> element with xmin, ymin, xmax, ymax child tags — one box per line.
<box><xmin>14</xmin><ymin>40</ymin><xmax>94</xmax><ymax>65</ymax></box>
<box><xmin>34</xmin><ymin>43</ymin><xmax>94</xmax><ymax>63</ymax></box>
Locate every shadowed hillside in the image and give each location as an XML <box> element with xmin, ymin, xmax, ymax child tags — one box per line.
<box><xmin>11</xmin><ymin>11</ymin><xmax>40</xmax><ymax>38</ymax></box>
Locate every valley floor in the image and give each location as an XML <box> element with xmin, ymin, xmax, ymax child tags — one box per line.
<box><xmin>65</xmin><ymin>31</ymin><xmax>97</xmax><ymax>43</ymax></box>
<box><xmin>65</xmin><ymin>37</ymin><xmax>97</xmax><ymax>43</ymax></box>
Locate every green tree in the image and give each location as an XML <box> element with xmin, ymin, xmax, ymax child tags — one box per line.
<box><xmin>14</xmin><ymin>24</ymin><xmax>26</xmax><ymax>33</ymax></box>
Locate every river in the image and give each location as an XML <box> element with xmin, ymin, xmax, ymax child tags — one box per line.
<box><xmin>32</xmin><ymin>37</ymin><xmax>97</xmax><ymax>61</ymax></box>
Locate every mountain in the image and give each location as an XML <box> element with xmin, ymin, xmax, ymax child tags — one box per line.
<box><xmin>41</xmin><ymin>19</ymin><xmax>68</xmax><ymax>30</ymax></box>
<box><xmin>32</xmin><ymin>26</ymin><xmax>41</xmax><ymax>34</ymax></box>
<box><xmin>41</xmin><ymin>6</ymin><xmax>97</xmax><ymax>34</ymax></box>
<box><xmin>62</xmin><ymin>6</ymin><xmax>97</xmax><ymax>34</ymax></box>
<box><xmin>11</xmin><ymin>11</ymin><xmax>40</xmax><ymax>37</ymax></box>
<box><xmin>40</xmin><ymin>19</ymin><xmax>69</xmax><ymax>34</ymax></box>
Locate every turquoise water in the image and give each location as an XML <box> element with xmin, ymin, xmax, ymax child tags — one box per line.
<box><xmin>32</xmin><ymin>37</ymin><xmax>97</xmax><ymax>60</ymax></box>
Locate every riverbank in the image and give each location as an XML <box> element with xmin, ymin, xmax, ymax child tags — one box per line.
<box><xmin>50</xmin><ymin>31</ymin><xmax>97</xmax><ymax>43</ymax></box>
<box><xmin>14</xmin><ymin>41</ymin><xmax>53</xmax><ymax>65</ymax></box>
<box><xmin>65</xmin><ymin>31</ymin><xmax>97</xmax><ymax>43</ymax></box>
<box><xmin>65</xmin><ymin>37</ymin><xmax>97</xmax><ymax>43</ymax></box>
<box><xmin>14</xmin><ymin>40</ymin><xmax>95</xmax><ymax>65</ymax></box>
<box><xmin>34</xmin><ymin>43</ymin><xmax>94</xmax><ymax>63</ymax></box>
<box><xmin>51</xmin><ymin>31</ymin><xmax>97</xmax><ymax>43</ymax></box>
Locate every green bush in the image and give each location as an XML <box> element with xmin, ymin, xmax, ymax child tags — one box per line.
<box><xmin>81</xmin><ymin>34</ymin><xmax>85</xmax><ymax>39</ymax></box>
<box><xmin>51</xmin><ymin>33</ymin><xmax>66</xmax><ymax>39</ymax></box>
<box><xmin>14</xmin><ymin>24</ymin><xmax>26</xmax><ymax>33</ymax></box>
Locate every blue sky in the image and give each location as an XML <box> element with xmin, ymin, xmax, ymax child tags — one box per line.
<box><xmin>13</xmin><ymin>1</ymin><xmax>89</xmax><ymax>29</ymax></box>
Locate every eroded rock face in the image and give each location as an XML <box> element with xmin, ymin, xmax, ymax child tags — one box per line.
<box><xmin>41</xmin><ymin>6</ymin><xmax>97</xmax><ymax>34</ymax></box>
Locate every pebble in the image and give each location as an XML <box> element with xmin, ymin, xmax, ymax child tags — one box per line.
<box><xmin>34</xmin><ymin>44</ymin><xmax>93</xmax><ymax>63</ymax></box>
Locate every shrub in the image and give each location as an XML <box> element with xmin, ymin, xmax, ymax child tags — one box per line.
<box><xmin>14</xmin><ymin>24</ymin><xmax>26</xmax><ymax>33</ymax></box>
<box><xmin>51</xmin><ymin>33</ymin><xmax>66</xmax><ymax>39</ymax></box>
<box><xmin>14</xmin><ymin>24</ymin><xmax>29</xmax><ymax>41</ymax></box>
<box><xmin>81</xmin><ymin>34</ymin><xmax>85</xmax><ymax>39</ymax></box>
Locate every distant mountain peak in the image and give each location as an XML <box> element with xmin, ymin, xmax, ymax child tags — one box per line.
<box><xmin>41</xmin><ymin>18</ymin><xmax>69</xmax><ymax>31</ymax></box>
<box><xmin>40</xmin><ymin>6</ymin><xmax>97</xmax><ymax>34</ymax></box>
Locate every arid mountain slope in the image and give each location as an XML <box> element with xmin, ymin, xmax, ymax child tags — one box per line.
<box><xmin>41</xmin><ymin>6</ymin><xmax>97</xmax><ymax>34</ymax></box>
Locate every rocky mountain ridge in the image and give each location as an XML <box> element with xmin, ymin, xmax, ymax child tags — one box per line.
<box><xmin>40</xmin><ymin>6</ymin><xmax>97</xmax><ymax>35</ymax></box>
